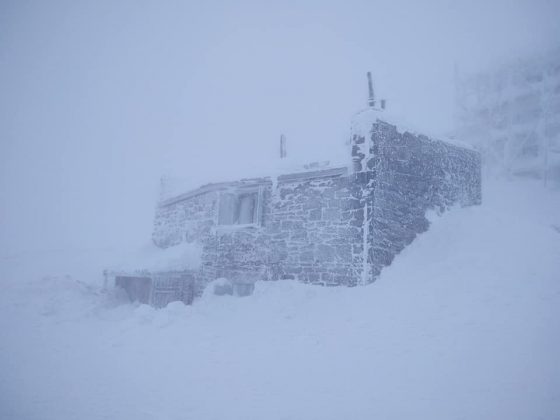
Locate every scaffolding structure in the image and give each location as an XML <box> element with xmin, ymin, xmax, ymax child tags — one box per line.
<box><xmin>455</xmin><ymin>49</ymin><xmax>560</xmax><ymax>186</ymax></box>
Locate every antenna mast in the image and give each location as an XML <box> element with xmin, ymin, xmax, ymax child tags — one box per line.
<box><xmin>367</xmin><ymin>71</ymin><xmax>375</xmax><ymax>108</ymax></box>
<box><xmin>280</xmin><ymin>134</ymin><xmax>287</xmax><ymax>159</ymax></box>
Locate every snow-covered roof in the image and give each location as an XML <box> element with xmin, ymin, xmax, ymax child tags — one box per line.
<box><xmin>352</xmin><ymin>107</ymin><xmax>475</xmax><ymax>150</ymax></box>
<box><xmin>160</xmin><ymin>162</ymin><xmax>350</xmax><ymax>206</ymax></box>
<box><xmin>159</xmin><ymin>111</ymin><xmax>475</xmax><ymax>205</ymax></box>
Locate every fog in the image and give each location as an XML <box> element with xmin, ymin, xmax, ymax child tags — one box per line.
<box><xmin>1</xmin><ymin>0</ymin><xmax>559</xmax><ymax>256</ymax></box>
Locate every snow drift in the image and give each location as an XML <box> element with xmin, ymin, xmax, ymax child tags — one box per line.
<box><xmin>0</xmin><ymin>179</ymin><xmax>559</xmax><ymax>420</ymax></box>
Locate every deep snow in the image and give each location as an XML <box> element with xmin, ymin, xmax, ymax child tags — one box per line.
<box><xmin>0</xmin><ymin>179</ymin><xmax>559</xmax><ymax>420</ymax></box>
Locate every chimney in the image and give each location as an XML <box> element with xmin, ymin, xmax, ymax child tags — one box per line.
<box><xmin>367</xmin><ymin>72</ymin><xmax>376</xmax><ymax>108</ymax></box>
<box><xmin>280</xmin><ymin>134</ymin><xmax>287</xmax><ymax>159</ymax></box>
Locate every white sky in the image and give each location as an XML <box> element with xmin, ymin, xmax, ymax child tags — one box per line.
<box><xmin>1</xmin><ymin>0</ymin><xmax>559</xmax><ymax>255</ymax></box>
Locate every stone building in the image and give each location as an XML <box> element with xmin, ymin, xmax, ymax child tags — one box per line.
<box><xmin>119</xmin><ymin>116</ymin><xmax>480</xmax><ymax>305</ymax></box>
<box><xmin>112</xmin><ymin>91</ymin><xmax>481</xmax><ymax>307</ymax></box>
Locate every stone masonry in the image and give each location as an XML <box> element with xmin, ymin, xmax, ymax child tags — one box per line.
<box><xmin>151</xmin><ymin>117</ymin><xmax>481</xmax><ymax>300</ymax></box>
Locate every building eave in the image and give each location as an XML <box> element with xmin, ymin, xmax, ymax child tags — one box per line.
<box><xmin>159</xmin><ymin>166</ymin><xmax>349</xmax><ymax>207</ymax></box>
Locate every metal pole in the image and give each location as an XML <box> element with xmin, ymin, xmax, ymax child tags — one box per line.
<box><xmin>367</xmin><ymin>72</ymin><xmax>375</xmax><ymax>108</ymax></box>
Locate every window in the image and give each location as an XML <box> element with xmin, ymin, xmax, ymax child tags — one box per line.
<box><xmin>218</xmin><ymin>188</ymin><xmax>262</xmax><ymax>226</ymax></box>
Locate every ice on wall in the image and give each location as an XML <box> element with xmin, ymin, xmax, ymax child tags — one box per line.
<box><xmin>151</xmin><ymin>114</ymin><xmax>480</xmax><ymax>289</ymax></box>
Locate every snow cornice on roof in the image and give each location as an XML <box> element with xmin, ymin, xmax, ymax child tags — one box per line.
<box><xmin>159</xmin><ymin>166</ymin><xmax>349</xmax><ymax>208</ymax></box>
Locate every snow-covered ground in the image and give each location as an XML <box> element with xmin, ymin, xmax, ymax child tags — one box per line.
<box><xmin>1</xmin><ymin>179</ymin><xmax>559</xmax><ymax>420</ymax></box>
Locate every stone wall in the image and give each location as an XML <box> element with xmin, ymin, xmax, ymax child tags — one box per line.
<box><xmin>152</xmin><ymin>168</ymin><xmax>369</xmax><ymax>291</ymax></box>
<box><xmin>354</xmin><ymin>120</ymin><xmax>481</xmax><ymax>278</ymax></box>
<box><xmin>153</xmin><ymin>188</ymin><xmax>218</xmax><ymax>248</ymax></box>
<box><xmin>265</xmin><ymin>171</ymin><xmax>364</xmax><ymax>286</ymax></box>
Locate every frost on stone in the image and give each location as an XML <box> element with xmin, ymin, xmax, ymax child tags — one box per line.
<box><xmin>147</xmin><ymin>117</ymin><xmax>481</xmax><ymax>301</ymax></box>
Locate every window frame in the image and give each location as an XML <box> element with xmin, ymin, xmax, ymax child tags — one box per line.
<box><xmin>216</xmin><ymin>186</ymin><xmax>264</xmax><ymax>228</ymax></box>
